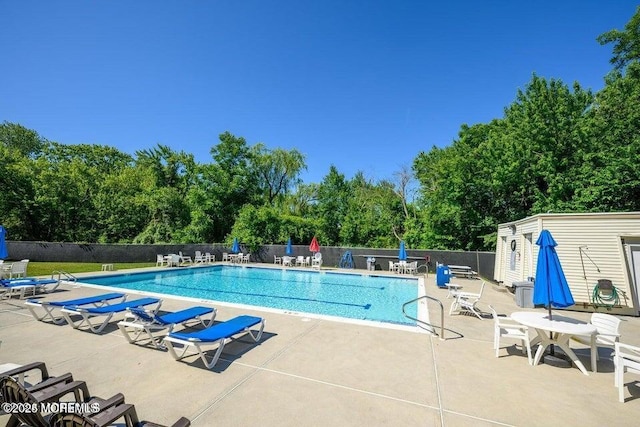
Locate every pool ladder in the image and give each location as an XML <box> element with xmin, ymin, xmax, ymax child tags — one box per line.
<box><xmin>402</xmin><ymin>295</ymin><xmax>445</xmax><ymax>340</ymax></box>
<box><xmin>51</xmin><ymin>270</ymin><xmax>78</xmax><ymax>285</ymax></box>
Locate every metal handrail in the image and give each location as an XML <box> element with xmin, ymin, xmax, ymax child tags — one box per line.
<box><xmin>402</xmin><ymin>295</ymin><xmax>445</xmax><ymax>340</ymax></box>
<box><xmin>51</xmin><ymin>270</ymin><xmax>77</xmax><ymax>283</ymax></box>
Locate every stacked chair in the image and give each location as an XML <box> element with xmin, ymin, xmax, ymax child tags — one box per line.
<box><xmin>0</xmin><ymin>362</ymin><xmax>190</xmax><ymax>427</ymax></box>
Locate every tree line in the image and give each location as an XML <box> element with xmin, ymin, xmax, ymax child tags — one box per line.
<box><xmin>2</xmin><ymin>7</ymin><xmax>640</xmax><ymax>251</ymax></box>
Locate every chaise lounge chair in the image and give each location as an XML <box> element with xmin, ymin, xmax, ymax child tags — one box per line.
<box><xmin>25</xmin><ymin>292</ymin><xmax>126</xmax><ymax>324</ymax></box>
<box><xmin>0</xmin><ymin>278</ymin><xmax>60</xmax><ymax>299</ymax></box>
<box><xmin>0</xmin><ymin>361</ymin><xmax>50</xmax><ymax>391</ymax></box>
<box><xmin>449</xmin><ymin>281</ymin><xmax>486</xmax><ymax>320</ymax></box>
<box><xmin>61</xmin><ymin>297</ymin><xmax>162</xmax><ymax>333</ymax></box>
<box><xmin>48</xmin><ymin>392</ymin><xmax>191</xmax><ymax>427</ymax></box>
<box><xmin>1</xmin><ymin>372</ymin><xmax>90</xmax><ymax>427</ymax></box>
<box><xmin>118</xmin><ymin>305</ymin><xmax>217</xmax><ymax>349</ymax></box>
<box><xmin>163</xmin><ymin>315</ymin><xmax>265</xmax><ymax>369</ymax></box>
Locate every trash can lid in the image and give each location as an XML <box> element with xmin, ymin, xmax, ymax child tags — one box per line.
<box><xmin>512</xmin><ymin>280</ymin><xmax>534</xmax><ymax>287</ymax></box>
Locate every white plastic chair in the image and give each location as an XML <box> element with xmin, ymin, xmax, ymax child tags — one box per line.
<box><xmin>274</xmin><ymin>255</ymin><xmax>282</xmax><ymax>264</ymax></box>
<box><xmin>242</xmin><ymin>253</ymin><xmax>250</xmax><ymax>263</ymax></box>
<box><xmin>388</xmin><ymin>261</ymin><xmax>398</xmax><ymax>273</ymax></box>
<box><xmin>311</xmin><ymin>253</ymin><xmax>322</xmax><ymax>269</ymax></box>
<box><xmin>449</xmin><ymin>281</ymin><xmax>486</xmax><ymax>320</ymax></box>
<box><xmin>222</xmin><ymin>252</ymin><xmax>229</xmax><ymax>262</ymax></box>
<box><xmin>0</xmin><ymin>260</ymin><xmax>7</xmax><ymax>279</ymax></box>
<box><xmin>194</xmin><ymin>251</ymin><xmax>205</xmax><ymax>264</ymax></box>
<box><xmin>614</xmin><ymin>342</ymin><xmax>640</xmax><ymax>402</ymax></box>
<box><xmin>489</xmin><ymin>305</ymin><xmax>533</xmax><ymax>365</ymax></box>
<box><xmin>405</xmin><ymin>261</ymin><xmax>418</xmax><ymax>275</ymax></box>
<box><xmin>178</xmin><ymin>251</ymin><xmax>193</xmax><ymax>265</ymax></box>
<box><xmin>397</xmin><ymin>260</ymin><xmax>407</xmax><ymax>274</ymax></box>
<box><xmin>571</xmin><ymin>313</ymin><xmax>621</xmax><ymax>361</ymax></box>
<box><xmin>9</xmin><ymin>261</ymin><xmax>28</xmax><ymax>279</ymax></box>
<box><xmin>205</xmin><ymin>252</ymin><xmax>214</xmax><ymax>263</ymax></box>
<box><xmin>156</xmin><ymin>254</ymin><xmax>166</xmax><ymax>267</ymax></box>
<box><xmin>167</xmin><ymin>254</ymin><xmax>180</xmax><ymax>267</ymax></box>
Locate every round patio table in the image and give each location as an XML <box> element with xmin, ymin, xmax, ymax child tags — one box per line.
<box><xmin>511</xmin><ymin>311</ymin><xmax>597</xmax><ymax>376</ymax></box>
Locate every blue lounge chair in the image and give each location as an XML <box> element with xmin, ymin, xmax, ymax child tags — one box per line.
<box><xmin>0</xmin><ymin>278</ymin><xmax>60</xmax><ymax>299</ymax></box>
<box><xmin>163</xmin><ymin>315</ymin><xmax>265</xmax><ymax>369</ymax></box>
<box><xmin>61</xmin><ymin>297</ymin><xmax>162</xmax><ymax>333</ymax></box>
<box><xmin>24</xmin><ymin>293</ymin><xmax>126</xmax><ymax>324</ymax></box>
<box><xmin>117</xmin><ymin>305</ymin><xmax>217</xmax><ymax>349</ymax></box>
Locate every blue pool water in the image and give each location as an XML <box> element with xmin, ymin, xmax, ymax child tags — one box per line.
<box><xmin>80</xmin><ymin>266</ymin><xmax>419</xmax><ymax>325</ymax></box>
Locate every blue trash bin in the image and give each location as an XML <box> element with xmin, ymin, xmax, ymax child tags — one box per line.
<box><xmin>436</xmin><ymin>265</ymin><xmax>451</xmax><ymax>288</ymax></box>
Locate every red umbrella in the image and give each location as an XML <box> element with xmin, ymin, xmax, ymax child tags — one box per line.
<box><xmin>309</xmin><ymin>236</ymin><xmax>320</xmax><ymax>253</ymax></box>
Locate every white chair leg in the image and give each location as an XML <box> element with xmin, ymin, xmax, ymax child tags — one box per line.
<box><xmin>449</xmin><ymin>300</ymin><xmax>458</xmax><ymax>315</ymax></box>
<box><xmin>524</xmin><ymin>340</ymin><xmax>533</xmax><ymax>365</ymax></box>
<box><xmin>618</xmin><ymin>364</ymin><xmax>625</xmax><ymax>402</ymax></box>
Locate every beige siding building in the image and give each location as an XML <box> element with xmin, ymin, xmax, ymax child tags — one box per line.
<box><xmin>494</xmin><ymin>212</ymin><xmax>640</xmax><ymax>316</ymax></box>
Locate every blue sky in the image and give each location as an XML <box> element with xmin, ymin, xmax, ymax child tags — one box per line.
<box><xmin>1</xmin><ymin>1</ymin><xmax>637</xmax><ymax>184</ymax></box>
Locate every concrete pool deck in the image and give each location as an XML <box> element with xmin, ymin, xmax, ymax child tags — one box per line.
<box><xmin>1</xmin><ymin>266</ymin><xmax>639</xmax><ymax>426</ymax></box>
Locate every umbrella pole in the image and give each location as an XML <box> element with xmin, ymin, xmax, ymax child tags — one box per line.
<box><xmin>543</xmin><ymin>304</ymin><xmax>572</xmax><ymax>367</ymax></box>
<box><xmin>547</xmin><ymin>305</ymin><xmax>556</xmax><ymax>356</ymax></box>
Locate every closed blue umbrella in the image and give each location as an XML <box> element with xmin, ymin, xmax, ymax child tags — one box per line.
<box><xmin>231</xmin><ymin>237</ymin><xmax>240</xmax><ymax>254</ymax></box>
<box><xmin>286</xmin><ymin>238</ymin><xmax>293</xmax><ymax>255</ymax></box>
<box><xmin>398</xmin><ymin>241</ymin><xmax>407</xmax><ymax>261</ymax></box>
<box><xmin>0</xmin><ymin>225</ymin><xmax>7</xmax><ymax>259</ymax></box>
<box><xmin>533</xmin><ymin>229</ymin><xmax>575</xmax><ymax>316</ymax></box>
<box><xmin>533</xmin><ymin>229</ymin><xmax>575</xmax><ymax>360</ymax></box>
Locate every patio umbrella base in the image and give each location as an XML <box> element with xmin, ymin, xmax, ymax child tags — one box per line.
<box><xmin>541</xmin><ymin>352</ymin><xmax>572</xmax><ymax>368</ymax></box>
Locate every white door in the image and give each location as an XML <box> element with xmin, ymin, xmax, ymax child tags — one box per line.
<box><xmin>496</xmin><ymin>236</ymin><xmax>507</xmax><ymax>282</ymax></box>
<box><xmin>523</xmin><ymin>233</ymin><xmax>533</xmax><ymax>280</ymax></box>
<box><xmin>623</xmin><ymin>242</ymin><xmax>640</xmax><ymax>315</ymax></box>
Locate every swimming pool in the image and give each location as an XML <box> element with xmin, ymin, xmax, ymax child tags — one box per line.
<box><xmin>80</xmin><ymin>266</ymin><xmax>422</xmax><ymax>326</ymax></box>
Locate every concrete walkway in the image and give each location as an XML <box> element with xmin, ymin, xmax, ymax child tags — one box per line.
<box><xmin>1</xmin><ymin>269</ymin><xmax>639</xmax><ymax>426</ymax></box>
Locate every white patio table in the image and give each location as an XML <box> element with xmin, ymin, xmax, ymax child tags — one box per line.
<box><xmin>282</xmin><ymin>256</ymin><xmax>293</xmax><ymax>267</ymax></box>
<box><xmin>511</xmin><ymin>311</ymin><xmax>597</xmax><ymax>376</ymax></box>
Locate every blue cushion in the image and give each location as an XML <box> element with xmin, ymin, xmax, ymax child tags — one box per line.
<box><xmin>46</xmin><ymin>293</ymin><xmax>125</xmax><ymax>307</ymax></box>
<box><xmin>168</xmin><ymin>315</ymin><xmax>261</xmax><ymax>342</ymax></box>
<box><xmin>68</xmin><ymin>297</ymin><xmax>159</xmax><ymax>314</ymax></box>
<box><xmin>128</xmin><ymin>307</ymin><xmax>156</xmax><ymax>323</ymax></box>
<box><xmin>159</xmin><ymin>306</ymin><xmax>213</xmax><ymax>325</ymax></box>
<box><xmin>1</xmin><ymin>278</ymin><xmax>57</xmax><ymax>287</ymax></box>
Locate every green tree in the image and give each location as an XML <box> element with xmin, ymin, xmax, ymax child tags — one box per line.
<box><xmin>132</xmin><ymin>144</ymin><xmax>198</xmax><ymax>243</ymax></box>
<box><xmin>598</xmin><ymin>6</ymin><xmax>640</xmax><ymax>70</ymax></box>
<box><xmin>135</xmin><ymin>144</ymin><xmax>196</xmax><ymax>190</ymax></box>
<box><xmin>251</xmin><ymin>144</ymin><xmax>306</xmax><ymax>205</ymax></box>
<box><xmin>0</xmin><ymin>121</ymin><xmax>45</xmax><ymax>157</ymax></box>
<box><xmin>413</xmin><ymin>75</ymin><xmax>593</xmax><ymax>250</ymax></box>
<box><xmin>94</xmin><ymin>166</ymin><xmax>153</xmax><ymax>243</ymax></box>
<box><xmin>0</xmin><ymin>144</ymin><xmax>39</xmax><ymax>239</ymax></box>
<box><xmin>229</xmin><ymin>204</ymin><xmax>316</xmax><ymax>252</ymax></box>
<box><xmin>204</xmin><ymin>132</ymin><xmax>261</xmax><ymax>242</ymax></box>
<box><xmin>133</xmin><ymin>186</ymin><xmax>191</xmax><ymax>243</ymax></box>
<box><xmin>500</xmin><ymin>75</ymin><xmax>594</xmax><ymax>214</ymax></box>
<box><xmin>339</xmin><ymin>173</ymin><xmax>405</xmax><ymax>248</ymax></box>
<box><xmin>574</xmin><ymin>62</ymin><xmax>640</xmax><ymax>210</ymax></box>
<box><xmin>30</xmin><ymin>142</ymin><xmax>135</xmax><ymax>242</ymax></box>
<box><xmin>314</xmin><ymin>166</ymin><xmax>351</xmax><ymax>245</ymax></box>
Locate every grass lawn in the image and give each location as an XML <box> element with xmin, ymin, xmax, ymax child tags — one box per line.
<box><xmin>27</xmin><ymin>262</ymin><xmax>156</xmax><ymax>277</ymax></box>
